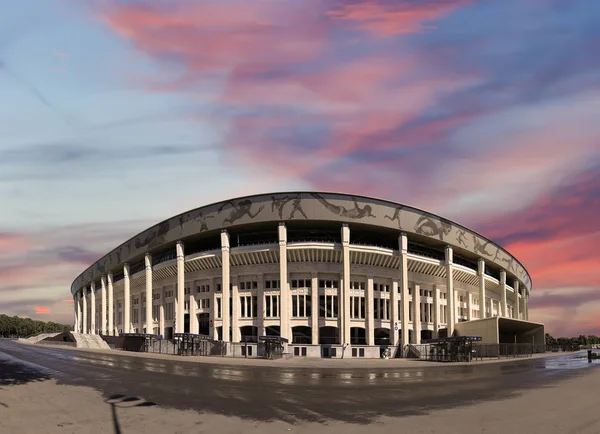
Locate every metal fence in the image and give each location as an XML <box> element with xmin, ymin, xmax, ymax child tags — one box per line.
<box><xmin>410</xmin><ymin>343</ymin><xmax>551</xmax><ymax>362</ymax></box>
<box><xmin>546</xmin><ymin>344</ymin><xmax>582</xmax><ymax>353</ymax></box>
<box><xmin>471</xmin><ymin>343</ymin><xmax>547</xmax><ymax>360</ymax></box>
<box><xmin>102</xmin><ymin>334</ymin><xmax>281</xmax><ymax>359</ymax></box>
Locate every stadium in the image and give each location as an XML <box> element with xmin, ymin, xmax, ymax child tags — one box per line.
<box><xmin>70</xmin><ymin>192</ymin><xmax>544</xmax><ymax>359</ymax></box>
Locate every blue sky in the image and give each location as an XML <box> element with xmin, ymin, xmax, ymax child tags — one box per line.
<box><xmin>1</xmin><ymin>0</ymin><xmax>599</xmax><ymax>337</ymax></box>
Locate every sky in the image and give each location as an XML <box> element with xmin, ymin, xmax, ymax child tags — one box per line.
<box><xmin>0</xmin><ymin>0</ymin><xmax>598</xmax><ymax>337</ymax></box>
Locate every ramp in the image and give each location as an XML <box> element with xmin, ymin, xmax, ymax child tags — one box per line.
<box><xmin>70</xmin><ymin>333</ymin><xmax>111</xmax><ymax>350</ymax></box>
<box><xmin>19</xmin><ymin>332</ymin><xmax>61</xmax><ymax>344</ymax></box>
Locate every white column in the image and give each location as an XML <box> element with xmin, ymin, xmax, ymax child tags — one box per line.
<box><xmin>279</xmin><ymin>223</ymin><xmax>291</xmax><ymax>342</ymax></box>
<box><xmin>467</xmin><ymin>292</ymin><xmax>473</xmax><ymax>321</ymax></box>
<box><xmin>144</xmin><ymin>253</ymin><xmax>153</xmax><ymax>334</ymax></box>
<box><xmin>159</xmin><ymin>287</ymin><xmax>165</xmax><ymax>337</ymax></box>
<box><xmin>433</xmin><ymin>284</ymin><xmax>439</xmax><ymax>337</ymax></box>
<box><xmin>90</xmin><ymin>282</ymin><xmax>96</xmax><ymax>335</ymax></box>
<box><xmin>514</xmin><ymin>280</ymin><xmax>520</xmax><ymax>319</ymax></box>
<box><xmin>445</xmin><ymin>246</ymin><xmax>455</xmax><ymax>336</ymax></box>
<box><xmin>391</xmin><ymin>281</ymin><xmax>399</xmax><ymax>345</ymax></box>
<box><xmin>499</xmin><ymin>270</ymin><xmax>507</xmax><ymax>318</ymax></box>
<box><xmin>73</xmin><ymin>294</ymin><xmax>78</xmax><ymax>332</ymax></box>
<box><xmin>256</xmin><ymin>274</ymin><xmax>264</xmax><ymax>337</ymax></box>
<box><xmin>221</xmin><ymin>232</ymin><xmax>231</xmax><ymax>342</ymax></box>
<box><xmin>232</xmin><ymin>281</ymin><xmax>239</xmax><ymax>341</ymax></box>
<box><xmin>341</xmin><ymin>224</ymin><xmax>351</xmax><ymax>346</ymax></box>
<box><xmin>478</xmin><ymin>258</ymin><xmax>486</xmax><ymax>319</ymax></box>
<box><xmin>100</xmin><ymin>276</ymin><xmax>107</xmax><ymax>335</ymax></box>
<box><xmin>82</xmin><ymin>286</ymin><xmax>88</xmax><ymax>334</ymax></box>
<box><xmin>413</xmin><ymin>284</ymin><xmax>420</xmax><ymax>344</ymax></box>
<box><xmin>190</xmin><ymin>293</ymin><xmax>197</xmax><ymax>334</ymax></box>
<box><xmin>366</xmin><ymin>277</ymin><xmax>375</xmax><ymax>345</ymax></box>
<box><xmin>76</xmin><ymin>292</ymin><xmax>82</xmax><ymax>333</ymax></box>
<box><xmin>456</xmin><ymin>291</ymin><xmax>461</xmax><ymax>322</ymax></box>
<box><xmin>123</xmin><ymin>264</ymin><xmax>131</xmax><ymax>334</ymax></box>
<box><xmin>107</xmin><ymin>273</ymin><xmax>114</xmax><ymax>336</ymax></box>
<box><xmin>399</xmin><ymin>233</ymin><xmax>409</xmax><ymax>347</ymax></box>
<box><xmin>176</xmin><ymin>241</ymin><xmax>185</xmax><ymax>334</ymax></box>
<box><xmin>524</xmin><ymin>292</ymin><xmax>528</xmax><ymax>320</ymax></box>
<box><xmin>210</xmin><ymin>278</ymin><xmax>217</xmax><ymax>340</ymax></box>
<box><xmin>311</xmin><ymin>273</ymin><xmax>319</xmax><ymax>345</ymax></box>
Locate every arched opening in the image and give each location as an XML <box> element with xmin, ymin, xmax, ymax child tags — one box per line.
<box><xmin>319</xmin><ymin>326</ymin><xmax>339</xmax><ymax>345</ymax></box>
<box><xmin>292</xmin><ymin>326</ymin><xmax>312</xmax><ymax>344</ymax></box>
<box><xmin>374</xmin><ymin>328</ymin><xmax>390</xmax><ymax>346</ymax></box>
<box><xmin>240</xmin><ymin>325</ymin><xmax>258</xmax><ymax>342</ymax></box>
<box><xmin>265</xmin><ymin>325</ymin><xmax>280</xmax><ymax>337</ymax></box>
<box><xmin>350</xmin><ymin>327</ymin><xmax>366</xmax><ymax>345</ymax></box>
<box><xmin>198</xmin><ymin>313</ymin><xmax>210</xmax><ymax>336</ymax></box>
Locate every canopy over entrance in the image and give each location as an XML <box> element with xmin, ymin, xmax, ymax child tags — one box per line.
<box><xmin>454</xmin><ymin>317</ymin><xmax>544</xmax><ymax>345</ymax></box>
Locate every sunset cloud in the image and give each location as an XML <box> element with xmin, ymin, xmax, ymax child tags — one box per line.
<box><xmin>34</xmin><ymin>306</ymin><xmax>50</xmax><ymax>315</ymax></box>
<box><xmin>326</xmin><ymin>0</ymin><xmax>474</xmax><ymax>36</ymax></box>
<box><xmin>1</xmin><ymin>0</ymin><xmax>598</xmax><ymax>336</ymax></box>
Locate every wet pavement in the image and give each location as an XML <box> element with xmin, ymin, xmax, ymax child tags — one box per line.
<box><xmin>0</xmin><ymin>340</ymin><xmax>598</xmax><ymax>424</ymax></box>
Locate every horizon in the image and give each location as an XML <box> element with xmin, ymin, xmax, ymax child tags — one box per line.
<box><xmin>1</xmin><ymin>0</ymin><xmax>599</xmax><ymax>337</ymax></box>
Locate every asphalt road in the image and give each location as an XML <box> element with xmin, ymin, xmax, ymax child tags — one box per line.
<box><xmin>0</xmin><ymin>340</ymin><xmax>596</xmax><ymax>424</ymax></box>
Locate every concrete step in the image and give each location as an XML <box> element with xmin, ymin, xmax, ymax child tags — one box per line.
<box><xmin>70</xmin><ymin>333</ymin><xmax>110</xmax><ymax>350</ymax></box>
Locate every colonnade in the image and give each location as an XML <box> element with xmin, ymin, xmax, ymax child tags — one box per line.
<box><xmin>73</xmin><ymin>224</ymin><xmax>529</xmax><ymax>347</ymax></box>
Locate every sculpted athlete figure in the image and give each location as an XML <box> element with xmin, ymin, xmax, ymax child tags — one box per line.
<box><xmin>311</xmin><ymin>193</ymin><xmax>375</xmax><ymax>219</ymax></box>
<box><xmin>218</xmin><ymin>199</ymin><xmax>265</xmax><ymax>224</ymax></box>
<box><xmin>472</xmin><ymin>235</ymin><xmax>494</xmax><ymax>257</ymax></box>
<box><xmin>456</xmin><ymin>229</ymin><xmax>469</xmax><ymax>247</ymax></box>
<box><xmin>194</xmin><ymin>211</ymin><xmax>214</xmax><ymax>232</ymax></box>
<box><xmin>134</xmin><ymin>221</ymin><xmax>170</xmax><ymax>249</ymax></box>
<box><xmin>179</xmin><ymin>212</ymin><xmax>192</xmax><ymax>234</ymax></box>
<box><xmin>271</xmin><ymin>196</ymin><xmax>290</xmax><ymax>219</ymax></box>
<box><xmin>414</xmin><ymin>216</ymin><xmax>452</xmax><ymax>241</ymax></box>
<box><xmin>384</xmin><ymin>206</ymin><xmax>404</xmax><ymax>229</ymax></box>
<box><xmin>271</xmin><ymin>194</ymin><xmax>308</xmax><ymax>219</ymax></box>
<box><xmin>288</xmin><ymin>196</ymin><xmax>308</xmax><ymax>219</ymax></box>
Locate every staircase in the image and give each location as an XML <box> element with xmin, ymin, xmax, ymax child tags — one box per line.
<box><xmin>70</xmin><ymin>333</ymin><xmax>111</xmax><ymax>350</ymax></box>
<box><xmin>404</xmin><ymin>344</ymin><xmax>422</xmax><ymax>359</ymax></box>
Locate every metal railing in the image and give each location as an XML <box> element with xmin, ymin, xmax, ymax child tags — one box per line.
<box><xmin>408</xmin><ymin>343</ymin><xmax>550</xmax><ymax>362</ymax></box>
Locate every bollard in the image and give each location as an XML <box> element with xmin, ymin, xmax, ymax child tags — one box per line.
<box><xmin>589</xmin><ymin>350</ymin><xmax>593</xmax><ymax>363</ymax></box>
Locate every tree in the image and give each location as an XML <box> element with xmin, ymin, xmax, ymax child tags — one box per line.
<box><xmin>0</xmin><ymin>314</ymin><xmax>73</xmax><ymax>338</ymax></box>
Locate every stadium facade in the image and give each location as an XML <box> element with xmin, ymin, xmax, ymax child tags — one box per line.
<box><xmin>71</xmin><ymin>192</ymin><xmax>540</xmax><ymax>358</ymax></box>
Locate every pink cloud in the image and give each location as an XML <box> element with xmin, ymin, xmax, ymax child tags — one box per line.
<box><xmin>327</xmin><ymin>0</ymin><xmax>474</xmax><ymax>36</ymax></box>
<box><xmin>54</xmin><ymin>51</ymin><xmax>69</xmax><ymax>57</ymax></box>
<box><xmin>506</xmin><ymin>233</ymin><xmax>600</xmax><ymax>289</ymax></box>
<box><xmin>101</xmin><ymin>0</ymin><xmax>329</xmax><ymax>79</ymax></box>
<box><xmin>0</xmin><ymin>233</ymin><xmax>30</xmax><ymax>253</ymax></box>
<box><xmin>34</xmin><ymin>306</ymin><xmax>50</xmax><ymax>315</ymax></box>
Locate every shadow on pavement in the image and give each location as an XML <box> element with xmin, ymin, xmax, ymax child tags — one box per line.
<box><xmin>105</xmin><ymin>394</ymin><xmax>157</xmax><ymax>434</ymax></box>
<box><xmin>0</xmin><ymin>355</ymin><xmax>52</xmax><ymax>387</ymax></box>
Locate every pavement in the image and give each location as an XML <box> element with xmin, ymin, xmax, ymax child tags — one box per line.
<box><xmin>19</xmin><ymin>339</ymin><xmax>568</xmax><ymax>368</ymax></box>
<box><xmin>1</xmin><ymin>339</ymin><xmax>597</xmax><ymax>424</ymax></box>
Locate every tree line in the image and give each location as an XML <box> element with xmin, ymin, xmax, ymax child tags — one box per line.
<box><xmin>0</xmin><ymin>314</ymin><xmax>73</xmax><ymax>338</ymax></box>
<box><xmin>545</xmin><ymin>333</ymin><xmax>600</xmax><ymax>348</ymax></box>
